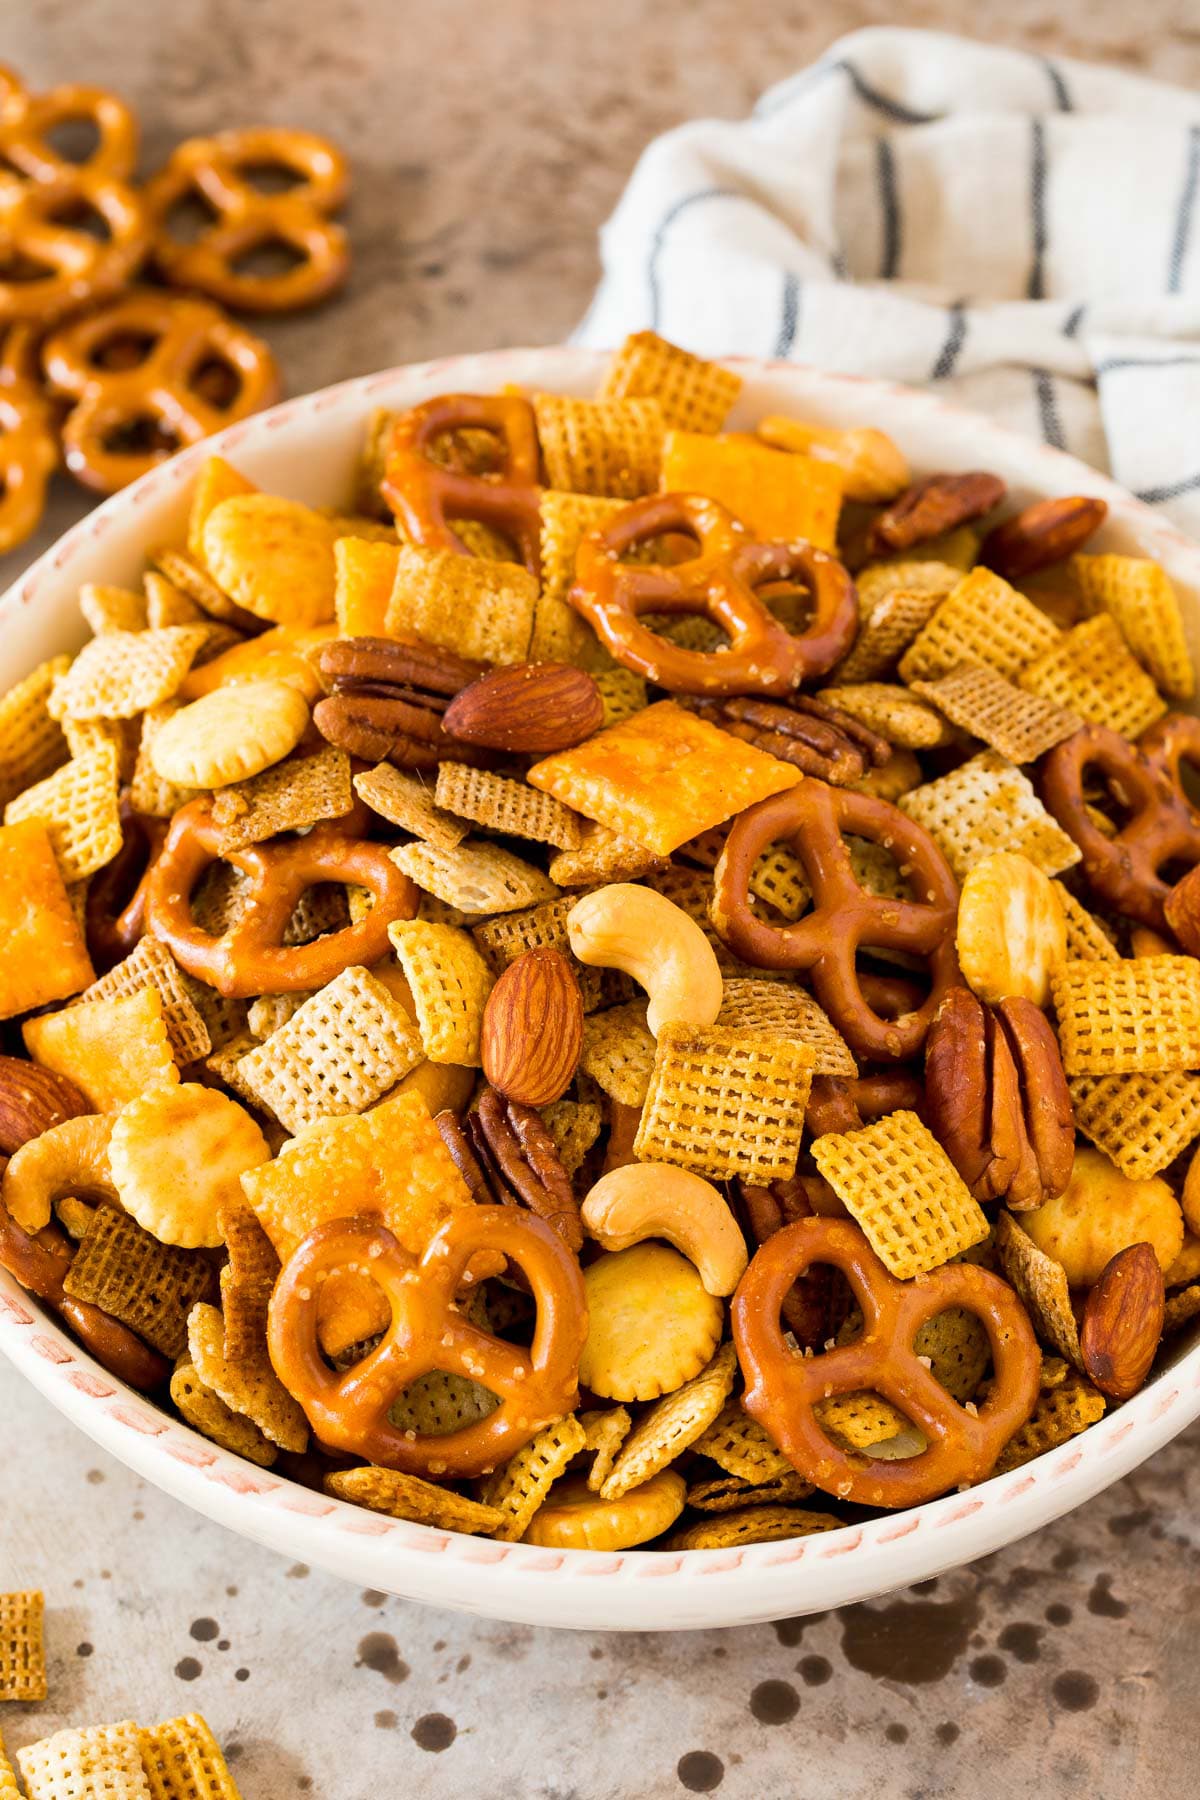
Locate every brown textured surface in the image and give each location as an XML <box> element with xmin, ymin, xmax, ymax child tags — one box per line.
<box><xmin>5</xmin><ymin>4</ymin><xmax>1200</xmax><ymax>1792</ymax></box>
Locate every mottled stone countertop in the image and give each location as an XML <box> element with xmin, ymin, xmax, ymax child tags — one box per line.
<box><xmin>4</xmin><ymin>4</ymin><xmax>1200</xmax><ymax>1796</ymax></box>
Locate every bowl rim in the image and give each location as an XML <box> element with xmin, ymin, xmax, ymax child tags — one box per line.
<box><xmin>3</xmin><ymin>342</ymin><xmax>1199</xmax><ymax>1630</ymax></box>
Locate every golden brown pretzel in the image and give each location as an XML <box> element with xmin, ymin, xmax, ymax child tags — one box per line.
<box><xmin>269</xmin><ymin>1209</ymin><xmax>587</xmax><ymax>1478</ymax></box>
<box><xmin>1041</xmin><ymin>716</ymin><xmax>1200</xmax><ymax>933</ymax></box>
<box><xmin>712</xmin><ymin>780</ymin><xmax>960</xmax><ymax>1061</ymax></box>
<box><xmin>42</xmin><ymin>288</ymin><xmax>280</xmax><ymax>494</ymax></box>
<box><xmin>571</xmin><ymin>493</ymin><xmax>858</xmax><ymax>696</ymax></box>
<box><xmin>144</xmin><ymin>127</ymin><xmax>350</xmax><ymax>313</ymax></box>
<box><xmin>0</xmin><ymin>323</ymin><xmax>58</xmax><ymax>553</ymax></box>
<box><xmin>0</xmin><ymin>167</ymin><xmax>149</xmax><ymax>327</ymax></box>
<box><xmin>0</xmin><ymin>65</ymin><xmax>138</xmax><ymax>183</ymax></box>
<box><xmin>144</xmin><ymin>796</ymin><xmax>418</xmax><ymax>997</ymax></box>
<box><xmin>382</xmin><ymin>392</ymin><xmax>542</xmax><ymax>576</ymax></box>
<box><xmin>732</xmin><ymin>1216</ymin><xmax>1040</xmax><ymax>1507</ymax></box>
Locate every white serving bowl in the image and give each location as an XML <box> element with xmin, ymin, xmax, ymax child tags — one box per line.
<box><xmin>3</xmin><ymin>346</ymin><xmax>1200</xmax><ymax>1632</ymax></box>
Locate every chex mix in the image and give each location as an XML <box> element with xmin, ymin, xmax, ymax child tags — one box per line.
<box><xmin>2</xmin><ymin>326</ymin><xmax>1198</xmax><ymax>1556</ymax></box>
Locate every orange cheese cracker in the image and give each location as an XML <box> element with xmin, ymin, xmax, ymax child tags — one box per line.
<box><xmin>334</xmin><ymin>536</ymin><xmax>402</xmax><ymax>637</ymax></box>
<box><xmin>187</xmin><ymin>454</ymin><xmax>256</xmax><ymax>562</ymax></box>
<box><xmin>179</xmin><ymin>623</ymin><xmax>337</xmax><ymax>703</ymax></box>
<box><xmin>660</xmin><ymin>429</ymin><xmax>842</xmax><ymax>549</ymax></box>
<box><xmin>242</xmin><ymin>1087</ymin><xmax>500</xmax><ymax>1354</ymax></box>
<box><xmin>528</xmin><ymin>700</ymin><xmax>800</xmax><ymax>856</ymax></box>
<box><xmin>24</xmin><ymin>986</ymin><xmax>179</xmax><ymax>1112</ymax></box>
<box><xmin>0</xmin><ymin>820</ymin><xmax>94</xmax><ymax>1019</ymax></box>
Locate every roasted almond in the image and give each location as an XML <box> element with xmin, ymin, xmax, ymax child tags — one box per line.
<box><xmin>443</xmin><ymin>662</ymin><xmax>603</xmax><ymax>753</ymax></box>
<box><xmin>980</xmin><ymin>495</ymin><xmax>1108</xmax><ymax>582</ymax></box>
<box><xmin>480</xmin><ymin>947</ymin><xmax>583</xmax><ymax>1107</ymax></box>
<box><xmin>1080</xmin><ymin>1241</ymin><xmax>1165</xmax><ymax>1402</ymax></box>
<box><xmin>0</xmin><ymin>1056</ymin><xmax>90</xmax><ymax>1156</ymax></box>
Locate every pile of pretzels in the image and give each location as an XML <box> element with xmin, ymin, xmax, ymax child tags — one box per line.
<box><xmin>0</xmin><ymin>65</ymin><xmax>350</xmax><ymax>554</ymax></box>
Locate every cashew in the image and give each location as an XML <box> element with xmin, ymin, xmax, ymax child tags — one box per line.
<box><xmin>2</xmin><ymin>1114</ymin><xmax>117</xmax><ymax>1234</ymax></box>
<box><xmin>567</xmin><ymin>884</ymin><xmax>722</xmax><ymax>1037</ymax></box>
<box><xmin>581</xmin><ymin>1162</ymin><xmax>748</xmax><ymax>1297</ymax></box>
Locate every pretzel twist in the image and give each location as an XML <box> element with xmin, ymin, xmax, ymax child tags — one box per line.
<box><xmin>144</xmin><ymin>127</ymin><xmax>350</xmax><ymax>312</ymax></box>
<box><xmin>733</xmin><ymin>1216</ymin><xmax>1040</xmax><ymax>1507</ymax></box>
<box><xmin>0</xmin><ymin>324</ymin><xmax>58</xmax><ymax>553</ymax></box>
<box><xmin>143</xmin><ymin>796</ymin><xmax>418</xmax><ymax>997</ymax></box>
<box><xmin>85</xmin><ymin>792</ymin><xmax>167</xmax><ymax>972</ymax></box>
<box><xmin>269</xmin><ymin>1210</ymin><xmax>587</xmax><ymax>1478</ymax></box>
<box><xmin>382</xmin><ymin>392</ymin><xmax>543</xmax><ymax>576</ymax></box>
<box><xmin>570</xmin><ymin>493</ymin><xmax>858</xmax><ymax>696</ymax></box>
<box><xmin>712</xmin><ymin>780</ymin><xmax>960</xmax><ymax>1060</ymax></box>
<box><xmin>43</xmin><ymin>288</ymin><xmax>280</xmax><ymax>493</ymax></box>
<box><xmin>0</xmin><ymin>65</ymin><xmax>138</xmax><ymax>182</ymax></box>
<box><xmin>1041</xmin><ymin>715</ymin><xmax>1200</xmax><ymax>933</ymax></box>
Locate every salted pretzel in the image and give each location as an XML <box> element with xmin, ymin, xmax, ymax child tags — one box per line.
<box><xmin>732</xmin><ymin>1216</ymin><xmax>1040</xmax><ymax>1508</ymax></box>
<box><xmin>382</xmin><ymin>392</ymin><xmax>542</xmax><ymax>576</ymax></box>
<box><xmin>0</xmin><ymin>167</ymin><xmax>149</xmax><ymax>327</ymax></box>
<box><xmin>42</xmin><ymin>288</ymin><xmax>280</xmax><ymax>494</ymax></box>
<box><xmin>144</xmin><ymin>127</ymin><xmax>350</xmax><ymax>313</ymax></box>
<box><xmin>570</xmin><ymin>493</ymin><xmax>858</xmax><ymax>696</ymax></box>
<box><xmin>0</xmin><ymin>323</ymin><xmax>58</xmax><ymax>553</ymax></box>
<box><xmin>712</xmin><ymin>780</ymin><xmax>960</xmax><ymax>1060</ymax></box>
<box><xmin>1041</xmin><ymin>714</ymin><xmax>1200</xmax><ymax>933</ymax></box>
<box><xmin>143</xmin><ymin>796</ymin><xmax>418</xmax><ymax>997</ymax></box>
<box><xmin>269</xmin><ymin>1209</ymin><xmax>588</xmax><ymax>1478</ymax></box>
<box><xmin>85</xmin><ymin>792</ymin><xmax>166</xmax><ymax>972</ymax></box>
<box><xmin>0</xmin><ymin>65</ymin><xmax>138</xmax><ymax>183</ymax></box>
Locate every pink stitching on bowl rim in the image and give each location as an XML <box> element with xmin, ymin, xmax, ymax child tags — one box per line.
<box><xmin>876</xmin><ymin>1515</ymin><xmax>921</xmax><ymax>1544</ymax></box>
<box><xmin>820</xmin><ymin>1529</ymin><xmax>864</xmax><ymax>1556</ymax></box>
<box><xmin>31</xmin><ymin>1333</ymin><xmax>71</xmax><ymax>1365</ymax></box>
<box><xmin>65</xmin><ymin>1370</ymin><xmax>115</xmax><ymax>1400</ymax></box>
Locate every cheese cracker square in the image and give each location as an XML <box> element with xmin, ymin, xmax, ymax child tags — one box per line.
<box><xmin>661</xmin><ymin>430</ymin><xmax>842</xmax><ymax>549</ymax></box>
<box><xmin>528</xmin><ymin>700</ymin><xmax>800</xmax><ymax>855</ymax></box>
<box><xmin>0</xmin><ymin>819</ymin><xmax>94</xmax><ymax>1018</ymax></box>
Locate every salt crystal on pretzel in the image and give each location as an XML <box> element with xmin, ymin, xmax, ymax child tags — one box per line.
<box><xmin>63</xmin><ymin>1204</ymin><xmax>212</xmax><ymax>1359</ymax></box>
<box><xmin>910</xmin><ymin>661</ymin><xmax>1081</xmax><ymax>763</ymax></box>
<box><xmin>388</xmin><ymin>919</ymin><xmax>494</xmax><ymax>1065</ymax></box>
<box><xmin>1052</xmin><ymin>956</ymin><xmax>1200</xmax><ymax>1075</ymax></box>
<box><xmin>529</xmin><ymin>701</ymin><xmax>800</xmax><ymax>857</ymax></box>
<box><xmin>1019</xmin><ymin>613</ymin><xmax>1167</xmax><ymax>738</ymax></box>
<box><xmin>0</xmin><ymin>819</ymin><xmax>93</xmax><ymax>1018</ymax></box>
<box><xmin>1068</xmin><ymin>1071</ymin><xmax>1200</xmax><ymax>1180</ymax></box>
<box><xmin>534</xmin><ymin>394</ymin><xmax>665</xmax><ymax>499</ymax></box>
<box><xmin>898</xmin><ymin>567</ymin><xmax>1063</xmax><ymax>684</ymax></box>
<box><xmin>898</xmin><ymin>749</ymin><xmax>1081</xmax><ymax>881</ymax></box>
<box><xmin>24</xmin><ymin>987</ymin><xmax>179</xmax><ymax>1113</ymax></box>
<box><xmin>634</xmin><ymin>1022</ymin><xmax>815</xmax><ymax>1183</ymax></box>
<box><xmin>811</xmin><ymin>1111</ymin><xmax>989</xmax><ymax>1279</ymax></box>
<box><xmin>0</xmin><ymin>1590</ymin><xmax>45</xmax><ymax>1703</ymax></box>
<box><xmin>1073</xmin><ymin>552</ymin><xmax>1194</xmax><ymax>701</ymax></box>
<box><xmin>393</xmin><ymin>838</ymin><xmax>558</xmax><ymax>914</ymax></box>
<box><xmin>235</xmin><ymin>966</ymin><xmax>424</xmax><ymax>1134</ymax></box>
<box><xmin>667</xmin><ymin>1506</ymin><xmax>841</xmax><ymax>1551</ymax></box>
<box><xmin>600</xmin><ymin>1341</ymin><xmax>737</xmax><ymax>1499</ymax></box>
<box><xmin>17</xmin><ymin>1721</ymin><xmax>149</xmax><ymax>1800</ymax></box>
<box><xmin>716</xmin><ymin>979</ymin><xmax>857</xmax><ymax>1077</ymax></box>
<box><xmin>600</xmin><ymin>330</ymin><xmax>741</xmax><ymax>433</ymax></box>
<box><xmin>661</xmin><ymin>429</ymin><xmax>842</xmax><ymax>549</ymax></box>
<box><xmin>385</xmin><ymin>543</ymin><xmax>536</xmax><ymax>665</ymax></box>
<box><xmin>49</xmin><ymin>625</ymin><xmax>209</xmax><ymax>722</ymax></box>
<box><xmin>5</xmin><ymin>744</ymin><xmax>122</xmax><ymax>883</ymax></box>
<box><xmin>434</xmin><ymin>762</ymin><xmax>585</xmax><ymax>851</ymax></box>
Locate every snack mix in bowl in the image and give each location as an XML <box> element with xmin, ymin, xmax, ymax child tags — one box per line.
<box><xmin>3</xmin><ymin>327</ymin><xmax>1200</xmax><ymax>1559</ymax></box>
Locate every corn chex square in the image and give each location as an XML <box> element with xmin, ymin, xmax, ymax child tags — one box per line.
<box><xmin>898</xmin><ymin>749</ymin><xmax>1081</xmax><ymax>881</ymax></box>
<box><xmin>482</xmin><ymin>1414</ymin><xmax>589</xmax><ymax>1541</ymax></box>
<box><xmin>209</xmin><ymin>745</ymin><xmax>353</xmax><ymax>852</ymax></box>
<box><xmin>579</xmin><ymin>999</ymin><xmax>658</xmax><ymax>1107</ymax></box>
<box><xmin>80</xmin><ymin>581</ymin><xmax>148</xmax><ymax>634</ymax></box>
<box><xmin>138</xmin><ymin>1712</ymin><xmax>245</xmax><ymax>1800</ymax></box>
<box><xmin>529</xmin><ymin>700</ymin><xmax>800</xmax><ymax>857</ymax></box>
<box><xmin>1072</xmin><ymin>552</ymin><xmax>1194</xmax><ymax>701</ymax></box>
<box><xmin>326</xmin><ymin>1466</ymin><xmax>504</xmax><ymax>1535</ymax></box>
<box><xmin>533</xmin><ymin>394</ymin><xmax>665</xmax><ymax>499</ymax></box>
<box><xmin>18</xmin><ymin>1721</ymin><xmax>152</xmax><ymax>1800</ymax></box>
<box><xmin>434</xmin><ymin>761</ymin><xmax>584</xmax><ymax>850</ymax></box>
<box><xmin>1068</xmin><ymin>1070</ymin><xmax>1200</xmax><ymax>1179</ymax></box>
<box><xmin>534</xmin><ymin>489</ymin><xmax>626</xmax><ymax>666</ymax></box>
<box><xmin>910</xmin><ymin>661</ymin><xmax>1081</xmax><ymax>763</ymax></box>
<box><xmin>392</xmin><ymin>838</ymin><xmax>558</xmax><ymax>913</ymax></box>
<box><xmin>75</xmin><ymin>934</ymin><xmax>211</xmax><ymax>1064</ymax></box>
<box><xmin>811</xmin><ymin>1110</ymin><xmax>989</xmax><ymax>1279</ymax></box>
<box><xmin>0</xmin><ymin>1590</ymin><xmax>46</xmax><ymax>1702</ymax></box>
<box><xmin>898</xmin><ymin>567</ymin><xmax>1063</xmax><ymax>683</ymax></box>
<box><xmin>594</xmin><ymin>666</ymin><xmax>648</xmax><ymax>727</ymax></box>
<box><xmin>599</xmin><ymin>330</ymin><xmax>741</xmax><ymax>433</ymax></box>
<box><xmin>716</xmin><ymin>979</ymin><xmax>857</xmax><ymax>1076</ymax></box>
<box><xmin>5</xmin><ymin>744</ymin><xmax>122</xmax><ymax>883</ymax></box>
<box><xmin>234</xmin><ymin>966</ymin><xmax>423</xmax><ymax>1134</ymax></box>
<box><xmin>129</xmin><ymin>702</ymin><xmax>202</xmax><ymax>819</ymax></box>
<box><xmin>1059</xmin><ymin>889</ymin><xmax>1120</xmax><ymax>963</ymax></box>
<box><xmin>385</xmin><ymin>543</ymin><xmax>536</xmax><ymax>664</ymax></box>
<box><xmin>1018</xmin><ymin>613</ymin><xmax>1167</xmax><ymax>738</ymax></box>
<box><xmin>388</xmin><ymin>917</ymin><xmax>494</xmax><ymax>1064</ymax></box>
<box><xmin>1051</xmin><ymin>956</ymin><xmax>1200</xmax><ymax>1075</ymax></box>
<box><xmin>994</xmin><ymin>1365</ymin><xmax>1105</xmax><ymax>1473</ymax></box>
<box><xmin>472</xmin><ymin>894</ymin><xmax>604</xmax><ymax>1009</ymax></box>
<box><xmin>0</xmin><ymin>655</ymin><xmax>69</xmax><ymax>806</ymax></box>
<box><xmin>634</xmin><ymin>1022</ymin><xmax>814</xmax><ymax>1182</ymax></box>
<box><xmin>62</xmin><ymin>1204</ymin><xmax>213</xmax><ymax>1359</ymax></box>
<box><xmin>353</xmin><ymin>764</ymin><xmax>467</xmax><ymax>849</ymax></box>
<box><xmin>836</xmin><ymin>562</ymin><xmax>961</xmax><ymax>683</ymax></box>
<box><xmin>49</xmin><ymin>626</ymin><xmax>208</xmax><ymax>721</ymax></box>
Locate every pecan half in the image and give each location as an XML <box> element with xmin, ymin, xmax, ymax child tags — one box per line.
<box><xmin>687</xmin><ymin>694</ymin><xmax>892</xmax><ymax>786</ymax></box>
<box><xmin>313</xmin><ymin>636</ymin><xmax>489</xmax><ymax>770</ymax></box>
<box><xmin>805</xmin><ymin>1068</ymin><xmax>925</xmax><ymax>1139</ymax></box>
<box><xmin>436</xmin><ymin>1090</ymin><xmax>583</xmax><ymax>1252</ymax></box>
<box><xmin>980</xmin><ymin>495</ymin><xmax>1108</xmax><ymax>582</ymax></box>
<box><xmin>867</xmin><ymin>471</ymin><xmax>1006</xmax><ymax>557</ymax></box>
<box><xmin>924</xmin><ymin>987</ymin><xmax>1073</xmax><ymax>1209</ymax></box>
<box><xmin>737</xmin><ymin>1175</ymin><xmax>846</xmax><ymax>1349</ymax></box>
<box><xmin>1080</xmin><ymin>1241</ymin><xmax>1164</xmax><ymax>1402</ymax></box>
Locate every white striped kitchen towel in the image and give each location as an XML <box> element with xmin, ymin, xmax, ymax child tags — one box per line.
<box><xmin>575</xmin><ymin>28</ymin><xmax>1200</xmax><ymax>531</ymax></box>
